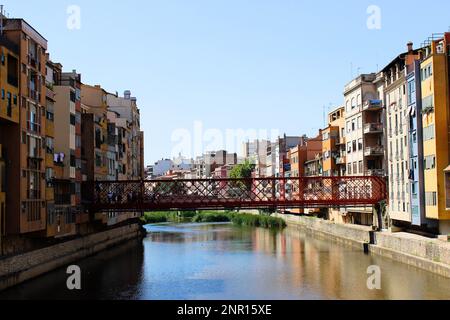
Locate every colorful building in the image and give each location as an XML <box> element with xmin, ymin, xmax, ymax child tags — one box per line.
<box><xmin>322</xmin><ymin>106</ymin><xmax>346</xmax><ymax>177</ymax></box>
<box><xmin>420</xmin><ymin>33</ymin><xmax>450</xmax><ymax>235</ymax></box>
<box><xmin>2</xmin><ymin>19</ymin><xmax>48</xmax><ymax>236</ymax></box>
<box><xmin>383</xmin><ymin>48</ymin><xmax>413</xmax><ymax>226</ymax></box>
<box><xmin>343</xmin><ymin>73</ymin><xmax>385</xmax><ymax>226</ymax></box>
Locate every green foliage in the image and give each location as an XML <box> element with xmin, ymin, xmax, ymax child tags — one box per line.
<box><xmin>142</xmin><ymin>212</ymin><xmax>169</xmax><ymax>224</ymax></box>
<box><xmin>230</xmin><ymin>160</ymin><xmax>255</xmax><ymax>180</ymax></box>
<box><xmin>142</xmin><ymin>210</ymin><xmax>287</xmax><ymax>230</ymax></box>
<box><xmin>192</xmin><ymin>211</ymin><xmax>233</xmax><ymax>223</ymax></box>
<box><xmin>231</xmin><ymin>214</ymin><xmax>287</xmax><ymax>229</ymax></box>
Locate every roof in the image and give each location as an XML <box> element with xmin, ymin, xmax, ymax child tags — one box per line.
<box><xmin>381</xmin><ymin>48</ymin><xmax>421</xmax><ymax>72</ymax></box>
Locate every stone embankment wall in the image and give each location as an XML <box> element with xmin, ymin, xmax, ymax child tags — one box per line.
<box><xmin>0</xmin><ymin>224</ymin><xmax>143</xmax><ymax>291</ymax></box>
<box><xmin>274</xmin><ymin>213</ymin><xmax>450</xmax><ymax>278</ymax></box>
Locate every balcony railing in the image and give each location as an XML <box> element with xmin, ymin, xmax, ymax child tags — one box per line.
<box><xmin>363</xmin><ymin>99</ymin><xmax>383</xmax><ymax>111</ymax></box>
<box><xmin>27</xmin><ymin>121</ymin><xmax>41</xmax><ymax>134</ymax></box>
<box><xmin>367</xmin><ymin>169</ymin><xmax>385</xmax><ymax>177</ymax></box>
<box><xmin>55</xmin><ymin>194</ymin><xmax>72</xmax><ymax>205</ymax></box>
<box><xmin>364</xmin><ymin>123</ymin><xmax>383</xmax><ymax>134</ymax></box>
<box><xmin>364</xmin><ymin>146</ymin><xmax>384</xmax><ymax>157</ymax></box>
<box><xmin>27</xmin><ymin>189</ymin><xmax>41</xmax><ymax>200</ymax></box>
<box><xmin>336</xmin><ymin>137</ymin><xmax>346</xmax><ymax>146</ymax></box>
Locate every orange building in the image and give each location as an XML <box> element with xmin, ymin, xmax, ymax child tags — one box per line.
<box><xmin>1</xmin><ymin>19</ymin><xmax>49</xmax><ymax>238</ymax></box>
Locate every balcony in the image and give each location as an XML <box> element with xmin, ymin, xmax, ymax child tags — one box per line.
<box><xmin>336</xmin><ymin>157</ymin><xmax>346</xmax><ymax>165</ymax></box>
<box><xmin>27</xmin><ymin>121</ymin><xmax>41</xmax><ymax>134</ymax></box>
<box><xmin>55</xmin><ymin>194</ymin><xmax>72</xmax><ymax>205</ymax></box>
<box><xmin>364</xmin><ymin>146</ymin><xmax>384</xmax><ymax>157</ymax></box>
<box><xmin>363</xmin><ymin>100</ymin><xmax>383</xmax><ymax>112</ymax></box>
<box><xmin>29</xmin><ymin>88</ymin><xmax>40</xmax><ymax>102</ymax></box>
<box><xmin>367</xmin><ymin>169</ymin><xmax>385</xmax><ymax>177</ymax></box>
<box><xmin>335</xmin><ymin>137</ymin><xmax>346</xmax><ymax>146</ymax></box>
<box><xmin>364</xmin><ymin>123</ymin><xmax>383</xmax><ymax>135</ymax></box>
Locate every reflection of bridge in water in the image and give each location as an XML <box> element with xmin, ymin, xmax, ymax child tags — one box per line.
<box><xmin>83</xmin><ymin>176</ymin><xmax>387</xmax><ymax>212</ymax></box>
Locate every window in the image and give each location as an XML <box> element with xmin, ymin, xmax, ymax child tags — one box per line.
<box><xmin>359</xmin><ymin>161</ymin><xmax>363</xmax><ymax>174</ymax></box>
<box><xmin>347</xmin><ymin>121</ymin><xmax>351</xmax><ymax>133</ymax></box>
<box><xmin>351</xmin><ymin>98</ymin><xmax>356</xmax><ymax>110</ymax></box>
<box><xmin>353</xmin><ymin>162</ymin><xmax>357</xmax><ymax>174</ymax></box>
<box><xmin>423</xmin><ymin>125</ymin><xmax>435</xmax><ymax>141</ymax></box>
<box><xmin>347</xmin><ymin>164</ymin><xmax>352</xmax><ymax>175</ymax></box>
<box><xmin>425</xmin><ymin>192</ymin><xmax>437</xmax><ymax>206</ymax></box>
<box><xmin>70</xmin><ymin>114</ymin><xmax>76</xmax><ymax>126</ymax></box>
<box><xmin>70</xmin><ymin>90</ymin><xmax>76</xmax><ymax>103</ymax></box>
<box><xmin>352</xmin><ymin>140</ymin><xmax>357</xmax><ymax>153</ymax></box>
<box><xmin>347</xmin><ymin>142</ymin><xmax>352</xmax><ymax>154</ymax></box>
<box><xmin>357</xmin><ymin>116</ymin><xmax>362</xmax><ymax>129</ymax></box>
<box><xmin>446</xmin><ymin>172</ymin><xmax>450</xmax><ymax>208</ymax></box>
<box><xmin>408</xmin><ymin>80</ymin><xmax>416</xmax><ymax>104</ymax></box>
<box><xmin>421</xmin><ymin>64</ymin><xmax>433</xmax><ymax>81</ymax></box>
<box><xmin>424</xmin><ymin>155</ymin><xmax>436</xmax><ymax>170</ymax></box>
<box><xmin>46</xmin><ymin>137</ymin><xmax>54</xmax><ymax>154</ymax></box>
<box><xmin>358</xmin><ymin>139</ymin><xmax>363</xmax><ymax>151</ymax></box>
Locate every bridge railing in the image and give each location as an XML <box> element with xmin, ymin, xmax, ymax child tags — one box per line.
<box><xmin>83</xmin><ymin>176</ymin><xmax>387</xmax><ymax>212</ymax></box>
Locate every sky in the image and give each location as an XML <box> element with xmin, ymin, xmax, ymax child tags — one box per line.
<box><xmin>4</xmin><ymin>0</ymin><xmax>450</xmax><ymax>165</ymax></box>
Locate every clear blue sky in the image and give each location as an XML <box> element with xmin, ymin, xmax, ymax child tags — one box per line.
<box><xmin>4</xmin><ymin>0</ymin><xmax>450</xmax><ymax>165</ymax></box>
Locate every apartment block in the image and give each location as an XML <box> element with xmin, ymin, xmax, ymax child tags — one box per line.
<box><xmin>242</xmin><ymin>140</ymin><xmax>270</xmax><ymax>178</ymax></box>
<box><xmin>107</xmin><ymin>91</ymin><xmax>144</xmax><ymax>180</ymax></box>
<box><xmin>384</xmin><ymin>50</ymin><xmax>413</xmax><ymax>226</ymax></box>
<box><xmin>419</xmin><ymin>34</ymin><xmax>450</xmax><ymax>235</ymax></box>
<box><xmin>0</xmin><ymin>36</ymin><xmax>20</xmax><ymax>247</ymax></box>
<box><xmin>1</xmin><ymin>19</ymin><xmax>48</xmax><ymax>235</ymax></box>
<box><xmin>47</xmin><ymin>64</ymin><xmax>85</xmax><ymax>237</ymax></box>
<box><xmin>81</xmin><ymin>84</ymin><xmax>109</xmax><ymax>182</ymax></box>
<box><xmin>266</xmin><ymin>135</ymin><xmax>307</xmax><ymax>178</ymax></box>
<box><xmin>343</xmin><ymin>73</ymin><xmax>385</xmax><ymax>226</ymax></box>
<box><xmin>0</xmin><ymin>144</ymin><xmax>5</xmax><ymax>253</ymax></box>
<box><xmin>322</xmin><ymin>106</ymin><xmax>346</xmax><ymax>177</ymax></box>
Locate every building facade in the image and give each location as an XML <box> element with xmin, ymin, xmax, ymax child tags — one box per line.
<box><xmin>343</xmin><ymin>74</ymin><xmax>385</xmax><ymax>226</ymax></box>
<box><xmin>420</xmin><ymin>34</ymin><xmax>450</xmax><ymax>235</ymax></box>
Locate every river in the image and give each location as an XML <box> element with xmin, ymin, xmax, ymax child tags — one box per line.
<box><xmin>0</xmin><ymin>223</ymin><xmax>449</xmax><ymax>300</ymax></box>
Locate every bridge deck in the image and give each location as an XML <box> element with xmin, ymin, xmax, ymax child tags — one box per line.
<box><xmin>83</xmin><ymin>176</ymin><xmax>387</xmax><ymax>212</ymax></box>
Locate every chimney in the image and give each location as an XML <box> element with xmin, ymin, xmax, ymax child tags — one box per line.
<box><xmin>124</xmin><ymin>90</ymin><xmax>131</xmax><ymax>100</ymax></box>
<box><xmin>407</xmin><ymin>42</ymin><xmax>414</xmax><ymax>52</ymax></box>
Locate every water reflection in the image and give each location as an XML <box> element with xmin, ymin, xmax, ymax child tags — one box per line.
<box><xmin>0</xmin><ymin>223</ymin><xmax>449</xmax><ymax>300</ymax></box>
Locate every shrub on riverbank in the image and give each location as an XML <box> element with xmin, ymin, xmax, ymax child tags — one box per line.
<box><xmin>231</xmin><ymin>214</ymin><xmax>287</xmax><ymax>229</ymax></box>
<box><xmin>142</xmin><ymin>212</ymin><xmax>169</xmax><ymax>223</ymax></box>
<box><xmin>142</xmin><ymin>210</ymin><xmax>286</xmax><ymax>230</ymax></box>
<box><xmin>192</xmin><ymin>211</ymin><xmax>233</xmax><ymax>223</ymax></box>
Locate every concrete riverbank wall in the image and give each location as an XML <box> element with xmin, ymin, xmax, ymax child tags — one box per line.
<box><xmin>274</xmin><ymin>213</ymin><xmax>450</xmax><ymax>278</ymax></box>
<box><xmin>0</xmin><ymin>223</ymin><xmax>143</xmax><ymax>291</ymax></box>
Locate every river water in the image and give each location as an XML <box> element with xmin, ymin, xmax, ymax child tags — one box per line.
<box><xmin>1</xmin><ymin>223</ymin><xmax>449</xmax><ymax>300</ymax></box>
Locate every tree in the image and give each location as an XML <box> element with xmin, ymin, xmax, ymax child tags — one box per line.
<box><xmin>230</xmin><ymin>160</ymin><xmax>255</xmax><ymax>179</ymax></box>
<box><xmin>230</xmin><ymin>160</ymin><xmax>255</xmax><ymax>192</ymax></box>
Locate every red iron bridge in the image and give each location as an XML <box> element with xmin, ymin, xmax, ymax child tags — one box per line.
<box><xmin>83</xmin><ymin>176</ymin><xmax>387</xmax><ymax>212</ymax></box>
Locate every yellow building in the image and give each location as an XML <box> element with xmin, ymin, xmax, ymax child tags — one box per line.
<box><xmin>421</xmin><ymin>34</ymin><xmax>450</xmax><ymax>235</ymax></box>
<box><xmin>322</xmin><ymin>106</ymin><xmax>346</xmax><ymax>177</ymax></box>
